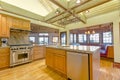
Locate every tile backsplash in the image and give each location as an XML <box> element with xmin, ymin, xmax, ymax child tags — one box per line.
<box><xmin>8</xmin><ymin>31</ymin><xmax>30</xmax><ymax>45</ymax></box>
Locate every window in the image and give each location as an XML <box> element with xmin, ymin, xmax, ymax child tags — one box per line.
<box><xmin>53</xmin><ymin>37</ymin><xmax>59</xmax><ymax>43</ymax></box>
<box><xmin>74</xmin><ymin>34</ymin><xmax>77</xmax><ymax>43</ymax></box>
<box><xmin>60</xmin><ymin>32</ymin><xmax>67</xmax><ymax>45</ymax></box>
<box><xmin>70</xmin><ymin>34</ymin><xmax>73</xmax><ymax>43</ymax></box>
<box><xmin>90</xmin><ymin>33</ymin><xmax>99</xmax><ymax>43</ymax></box>
<box><xmin>39</xmin><ymin>33</ymin><xmax>49</xmax><ymax>45</ymax></box>
<box><xmin>103</xmin><ymin>32</ymin><xmax>112</xmax><ymax>43</ymax></box>
<box><xmin>39</xmin><ymin>37</ymin><xmax>48</xmax><ymax>45</ymax></box>
<box><xmin>70</xmin><ymin>33</ymin><xmax>77</xmax><ymax>44</ymax></box>
<box><xmin>78</xmin><ymin>34</ymin><xmax>87</xmax><ymax>43</ymax></box>
<box><xmin>39</xmin><ymin>33</ymin><xmax>48</xmax><ymax>36</ymax></box>
<box><xmin>29</xmin><ymin>37</ymin><xmax>35</xmax><ymax>43</ymax></box>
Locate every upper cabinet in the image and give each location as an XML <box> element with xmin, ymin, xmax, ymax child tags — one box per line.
<box><xmin>0</xmin><ymin>14</ymin><xmax>10</xmax><ymax>38</ymax></box>
<box><xmin>0</xmin><ymin>14</ymin><xmax>31</xmax><ymax>38</ymax></box>
<box><xmin>22</xmin><ymin>20</ymin><xmax>30</xmax><ymax>30</ymax></box>
<box><xmin>11</xmin><ymin>17</ymin><xmax>31</xmax><ymax>31</ymax></box>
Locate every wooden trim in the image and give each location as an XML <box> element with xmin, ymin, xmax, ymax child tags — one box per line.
<box><xmin>113</xmin><ymin>62</ymin><xmax>120</xmax><ymax>68</ymax></box>
<box><xmin>46</xmin><ymin>0</ymin><xmax>90</xmax><ymax>22</ymax></box>
<box><xmin>76</xmin><ymin>0</ymin><xmax>111</xmax><ymax>14</ymax></box>
<box><xmin>51</xmin><ymin>0</ymin><xmax>110</xmax><ymax>23</ymax></box>
<box><xmin>49</xmin><ymin>0</ymin><xmax>86</xmax><ymax>24</ymax></box>
<box><xmin>89</xmin><ymin>54</ymin><xmax>93</xmax><ymax>80</ymax></box>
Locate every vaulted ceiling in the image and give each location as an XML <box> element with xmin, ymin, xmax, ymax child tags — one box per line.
<box><xmin>0</xmin><ymin>0</ymin><xmax>120</xmax><ymax>28</ymax></box>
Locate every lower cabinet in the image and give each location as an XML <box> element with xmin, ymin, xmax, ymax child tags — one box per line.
<box><xmin>0</xmin><ymin>48</ymin><xmax>10</xmax><ymax>69</ymax></box>
<box><xmin>46</xmin><ymin>48</ymin><xmax>66</xmax><ymax>75</ymax></box>
<box><xmin>54</xmin><ymin>54</ymin><xmax>66</xmax><ymax>74</ymax></box>
<box><xmin>32</xmin><ymin>46</ymin><xmax>45</xmax><ymax>60</ymax></box>
<box><xmin>46</xmin><ymin>52</ymin><xmax>54</xmax><ymax>68</ymax></box>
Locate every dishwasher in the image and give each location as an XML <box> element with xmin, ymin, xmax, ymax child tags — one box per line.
<box><xmin>67</xmin><ymin>52</ymin><xmax>89</xmax><ymax>80</ymax></box>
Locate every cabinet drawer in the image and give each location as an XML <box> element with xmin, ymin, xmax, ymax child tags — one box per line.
<box><xmin>46</xmin><ymin>48</ymin><xmax>66</xmax><ymax>55</ymax></box>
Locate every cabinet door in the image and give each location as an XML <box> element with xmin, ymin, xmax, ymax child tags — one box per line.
<box><xmin>0</xmin><ymin>15</ymin><xmax>9</xmax><ymax>37</ymax></box>
<box><xmin>23</xmin><ymin>21</ymin><xmax>30</xmax><ymax>30</ymax></box>
<box><xmin>12</xmin><ymin>18</ymin><xmax>19</xmax><ymax>28</ymax></box>
<box><xmin>7</xmin><ymin>16</ymin><xmax>13</xmax><ymax>28</ymax></box>
<box><xmin>0</xmin><ymin>55</ymin><xmax>9</xmax><ymax>68</ymax></box>
<box><xmin>0</xmin><ymin>48</ymin><xmax>10</xmax><ymax>69</ymax></box>
<box><xmin>54</xmin><ymin>54</ymin><xmax>66</xmax><ymax>74</ymax></box>
<box><xmin>46</xmin><ymin>52</ymin><xmax>54</xmax><ymax>67</ymax></box>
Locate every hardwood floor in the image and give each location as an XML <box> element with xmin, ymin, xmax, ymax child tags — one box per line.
<box><xmin>0</xmin><ymin>58</ymin><xmax>120</xmax><ymax>80</ymax></box>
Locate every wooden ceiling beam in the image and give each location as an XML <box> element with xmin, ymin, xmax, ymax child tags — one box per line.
<box><xmin>46</xmin><ymin>0</ymin><xmax>90</xmax><ymax>22</ymax></box>
<box><xmin>49</xmin><ymin>0</ymin><xmax>86</xmax><ymax>24</ymax></box>
<box><xmin>50</xmin><ymin>0</ymin><xmax>110</xmax><ymax>23</ymax></box>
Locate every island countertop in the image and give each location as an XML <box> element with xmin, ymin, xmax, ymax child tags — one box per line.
<box><xmin>46</xmin><ymin>45</ymin><xmax>100</xmax><ymax>54</ymax></box>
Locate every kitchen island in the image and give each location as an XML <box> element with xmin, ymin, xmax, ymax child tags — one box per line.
<box><xmin>46</xmin><ymin>45</ymin><xmax>100</xmax><ymax>80</ymax></box>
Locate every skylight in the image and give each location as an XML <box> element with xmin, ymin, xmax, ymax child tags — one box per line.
<box><xmin>1</xmin><ymin>0</ymin><xmax>58</xmax><ymax>17</ymax></box>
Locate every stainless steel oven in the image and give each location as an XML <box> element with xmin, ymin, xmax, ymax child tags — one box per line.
<box><xmin>10</xmin><ymin>45</ymin><xmax>32</xmax><ymax>67</ymax></box>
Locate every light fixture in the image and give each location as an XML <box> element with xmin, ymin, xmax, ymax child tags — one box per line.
<box><xmin>85</xmin><ymin>30</ymin><xmax>95</xmax><ymax>34</ymax></box>
<box><xmin>76</xmin><ymin>0</ymin><xmax>81</xmax><ymax>4</ymax></box>
<box><xmin>67</xmin><ymin>0</ymin><xmax>70</xmax><ymax>2</ymax></box>
<box><xmin>92</xmin><ymin>30</ymin><xmax>95</xmax><ymax>34</ymax></box>
<box><xmin>87</xmin><ymin>31</ymin><xmax>90</xmax><ymax>34</ymax></box>
<box><xmin>85</xmin><ymin>10</ymin><xmax>89</xmax><ymax>13</ymax></box>
<box><xmin>55</xmin><ymin>10</ymin><xmax>60</xmax><ymax>14</ymax></box>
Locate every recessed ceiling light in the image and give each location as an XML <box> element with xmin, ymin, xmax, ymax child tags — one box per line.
<box><xmin>85</xmin><ymin>10</ymin><xmax>89</xmax><ymax>13</ymax></box>
<box><xmin>76</xmin><ymin>0</ymin><xmax>81</xmax><ymax>4</ymax></box>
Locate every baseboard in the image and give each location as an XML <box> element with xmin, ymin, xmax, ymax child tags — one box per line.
<box><xmin>113</xmin><ymin>62</ymin><xmax>120</xmax><ymax>68</ymax></box>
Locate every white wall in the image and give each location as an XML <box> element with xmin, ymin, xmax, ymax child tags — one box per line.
<box><xmin>60</xmin><ymin>10</ymin><xmax>120</xmax><ymax>63</ymax></box>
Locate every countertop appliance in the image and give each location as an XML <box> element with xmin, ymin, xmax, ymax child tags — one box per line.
<box><xmin>67</xmin><ymin>52</ymin><xmax>89</xmax><ymax>80</ymax></box>
<box><xmin>1</xmin><ymin>38</ymin><xmax>8</xmax><ymax>47</ymax></box>
<box><xmin>10</xmin><ymin>44</ymin><xmax>33</xmax><ymax>67</ymax></box>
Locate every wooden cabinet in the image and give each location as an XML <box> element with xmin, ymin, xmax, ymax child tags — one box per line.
<box><xmin>46</xmin><ymin>52</ymin><xmax>54</xmax><ymax>67</ymax></box>
<box><xmin>0</xmin><ymin>13</ymin><xmax>30</xmax><ymax>37</ymax></box>
<box><xmin>54</xmin><ymin>54</ymin><xmax>66</xmax><ymax>74</ymax></box>
<box><xmin>22</xmin><ymin>20</ymin><xmax>30</xmax><ymax>30</ymax></box>
<box><xmin>46</xmin><ymin>48</ymin><xmax>66</xmax><ymax>75</ymax></box>
<box><xmin>0</xmin><ymin>14</ymin><xmax>10</xmax><ymax>37</ymax></box>
<box><xmin>107</xmin><ymin>46</ymin><xmax>114</xmax><ymax>58</ymax></box>
<box><xmin>32</xmin><ymin>46</ymin><xmax>45</xmax><ymax>60</ymax></box>
<box><xmin>0</xmin><ymin>48</ymin><xmax>10</xmax><ymax>69</ymax></box>
<box><xmin>12</xmin><ymin>17</ymin><xmax>30</xmax><ymax>30</ymax></box>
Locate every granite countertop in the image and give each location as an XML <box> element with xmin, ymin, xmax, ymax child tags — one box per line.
<box><xmin>0</xmin><ymin>46</ymin><xmax>10</xmax><ymax>48</ymax></box>
<box><xmin>46</xmin><ymin>45</ymin><xmax>100</xmax><ymax>54</ymax></box>
<box><xmin>32</xmin><ymin>44</ymin><xmax>46</xmax><ymax>47</ymax></box>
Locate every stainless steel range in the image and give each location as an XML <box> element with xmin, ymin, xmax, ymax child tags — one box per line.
<box><xmin>10</xmin><ymin>44</ymin><xmax>33</xmax><ymax>67</ymax></box>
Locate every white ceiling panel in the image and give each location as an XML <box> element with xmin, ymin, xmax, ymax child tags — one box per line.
<box><xmin>1</xmin><ymin>0</ymin><xmax>58</xmax><ymax>16</ymax></box>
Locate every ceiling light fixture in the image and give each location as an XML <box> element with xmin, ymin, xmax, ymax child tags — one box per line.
<box><xmin>85</xmin><ymin>10</ymin><xmax>89</xmax><ymax>13</ymax></box>
<box><xmin>67</xmin><ymin>0</ymin><xmax>70</xmax><ymax>2</ymax></box>
<box><xmin>55</xmin><ymin>10</ymin><xmax>60</xmax><ymax>14</ymax></box>
<box><xmin>76</xmin><ymin>0</ymin><xmax>81</xmax><ymax>4</ymax></box>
